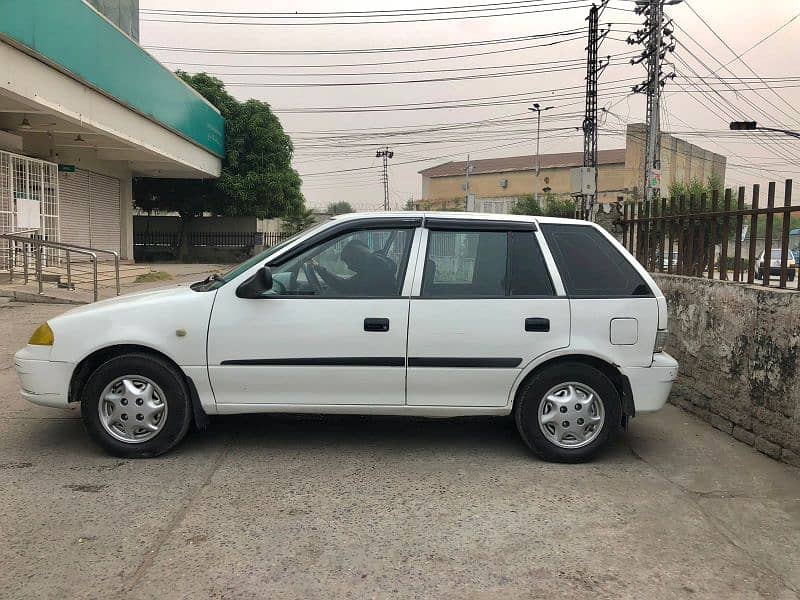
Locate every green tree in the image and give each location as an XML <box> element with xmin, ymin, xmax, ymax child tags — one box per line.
<box><xmin>282</xmin><ymin>206</ymin><xmax>317</xmax><ymax>235</ymax></box>
<box><xmin>510</xmin><ymin>194</ymin><xmax>543</xmax><ymax>216</ymax></box>
<box><xmin>133</xmin><ymin>73</ymin><xmax>305</xmax><ymax>258</ymax></box>
<box><xmin>544</xmin><ymin>195</ymin><xmax>577</xmax><ymax>218</ymax></box>
<box><xmin>326</xmin><ymin>201</ymin><xmax>354</xmax><ymax>215</ymax></box>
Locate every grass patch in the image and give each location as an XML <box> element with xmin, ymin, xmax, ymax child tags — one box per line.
<box><xmin>134</xmin><ymin>271</ymin><xmax>173</xmax><ymax>283</ymax></box>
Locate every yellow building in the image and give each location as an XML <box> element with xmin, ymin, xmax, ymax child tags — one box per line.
<box><xmin>415</xmin><ymin>124</ymin><xmax>727</xmax><ymax>213</ymax></box>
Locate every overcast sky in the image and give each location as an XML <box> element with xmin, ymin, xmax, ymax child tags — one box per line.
<box><xmin>139</xmin><ymin>0</ymin><xmax>800</xmax><ymax>210</ymax></box>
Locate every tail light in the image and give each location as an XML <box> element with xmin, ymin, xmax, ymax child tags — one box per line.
<box><xmin>654</xmin><ymin>330</ymin><xmax>668</xmax><ymax>353</ymax></box>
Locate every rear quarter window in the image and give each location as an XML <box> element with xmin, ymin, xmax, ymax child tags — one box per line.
<box><xmin>541</xmin><ymin>223</ymin><xmax>652</xmax><ymax>297</ymax></box>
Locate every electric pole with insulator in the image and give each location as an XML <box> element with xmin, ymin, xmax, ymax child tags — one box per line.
<box><xmin>629</xmin><ymin>0</ymin><xmax>679</xmax><ymax>205</ymax></box>
<box><xmin>376</xmin><ymin>147</ymin><xmax>394</xmax><ymax>211</ymax></box>
<box><xmin>582</xmin><ymin>1</ymin><xmax>609</xmax><ymax>219</ymax></box>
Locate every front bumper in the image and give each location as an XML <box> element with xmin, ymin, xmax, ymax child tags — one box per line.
<box><xmin>620</xmin><ymin>352</ymin><xmax>678</xmax><ymax>414</ymax></box>
<box><xmin>14</xmin><ymin>346</ymin><xmax>74</xmax><ymax>408</ymax></box>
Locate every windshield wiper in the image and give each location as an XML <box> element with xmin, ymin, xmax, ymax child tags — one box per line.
<box><xmin>191</xmin><ymin>272</ymin><xmax>225</xmax><ymax>291</ymax></box>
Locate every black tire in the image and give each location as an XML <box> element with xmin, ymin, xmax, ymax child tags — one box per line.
<box><xmin>80</xmin><ymin>353</ymin><xmax>192</xmax><ymax>458</ymax></box>
<box><xmin>514</xmin><ymin>362</ymin><xmax>621</xmax><ymax>463</ymax></box>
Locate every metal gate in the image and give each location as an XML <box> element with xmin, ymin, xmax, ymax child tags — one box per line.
<box><xmin>0</xmin><ymin>150</ymin><xmax>59</xmax><ymax>269</ymax></box>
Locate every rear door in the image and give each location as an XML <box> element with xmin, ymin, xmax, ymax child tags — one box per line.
<box><xmin>406</xmin><ymin>218</ymin><xmax>570</xmax><ymax>407</ymax></box>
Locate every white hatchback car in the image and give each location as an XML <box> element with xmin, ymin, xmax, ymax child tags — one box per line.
<box><xmin>15</xmin><ymin>213</ymin><xmax>677</xmax><ymax>462</ymax></box>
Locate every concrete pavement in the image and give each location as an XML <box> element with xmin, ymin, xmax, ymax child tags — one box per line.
<box><xmin>0</xmin><ymin>298</ymin><xmax>798</xmax><ymax>599</ymax></box>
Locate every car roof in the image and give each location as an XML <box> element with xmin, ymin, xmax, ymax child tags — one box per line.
<box><xmin>330</xmin><ymin>211</ymin><xmax>589</xmax><ymax>227</ymax></box>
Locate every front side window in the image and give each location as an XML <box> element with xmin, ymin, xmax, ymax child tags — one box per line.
<box><xmin>267</xmin><ymin>228</ymin><xmax>414</xmax><ymax>297</ymax></box>
<box><xmin>541</xmin><ymin>223</ymin><xmax>651</xmax><ymax>297</ymax></box>
<box><xmin>422</xmin><ymin>229</ymin><xmax>554</xmax><ymax>297</ymax></box>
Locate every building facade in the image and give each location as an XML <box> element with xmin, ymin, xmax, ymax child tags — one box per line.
<box><xmin>0</xmin><ymin>0</ymin><xmax>222</xmax><ymax>261</ymax></box>
<box><xmin>416</xmin><ymin>124</ymin><xmax>726</xmax><ymax>213</ymax></box>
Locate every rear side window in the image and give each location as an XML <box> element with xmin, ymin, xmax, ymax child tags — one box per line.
<box><xmin>422</xmin><ymin>229</ymin><xmax>554</xmax><ymax>297</ymax></box>
<box><xmin>541</xmin><ymin>224</ymin><xmax>652</xmax><ymax>297</ymax></box>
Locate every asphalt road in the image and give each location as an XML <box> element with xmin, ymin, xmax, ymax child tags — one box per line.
<box><xmin>1</xmin><ymin>298</ymin><xmax>799</xmax><ymax>599</ymax></box>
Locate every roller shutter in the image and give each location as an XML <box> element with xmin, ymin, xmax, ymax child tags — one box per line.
<box><xmin>58</xmin><ymin>170</ymin><xmax>91</xmax><ymax>247</ymax></box>
<box><xmin>88</xmin><ymin>172</ymin><xmax>121</xmax><ymax>253</ymax></box>
<box><xmin>58</xmin><ymin>170</ymin><xmax>121</xmax><ymax>253</ymax></box>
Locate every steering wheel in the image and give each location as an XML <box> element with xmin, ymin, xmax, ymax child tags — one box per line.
<box><xmin>302</xmin><ymin>260</ymin><xmax>324</xmax><ymax>295</ymax></box>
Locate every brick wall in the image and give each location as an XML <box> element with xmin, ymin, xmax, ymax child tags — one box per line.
<box><xmin>653</xmin><ymin>273</ymin><xmax>800</xmax><ymax>467</ymax></box>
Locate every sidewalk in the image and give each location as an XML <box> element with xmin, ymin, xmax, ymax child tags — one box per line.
<box><xmin>0</xmin><ymin>263</ymin><xmax>233</xmax><ymax>304</ymax></box>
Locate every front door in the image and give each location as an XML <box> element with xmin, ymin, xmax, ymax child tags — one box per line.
<box><xmin>406</xmin><ymin>221</ymin><xmax>570</xmax><ymax>407</ymax></box>
<box><xmin>207</xmin><ymin>224</ymin><xmax>420</xmax><ymax>406</ymax></box>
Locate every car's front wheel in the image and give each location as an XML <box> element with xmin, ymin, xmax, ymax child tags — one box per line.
<box><xmin>514</xmin><ymin>362</ymin><xmax>621</xmax><ymax>463</ymax></box>
<box><xmin>80</xmin><ymin>353</ymin><xmax>193</xmax><ymax>458</ymax></box>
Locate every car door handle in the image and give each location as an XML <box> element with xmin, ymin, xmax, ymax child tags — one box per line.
<box><xmin>525</xmin><ymin>317</ymin><xmax>550</xmax><ymax>332</ymax></box>
<box><xmin>364</xmin><ymin>318</ymin><xmax>390</xmax><ymax>332</ymax></box>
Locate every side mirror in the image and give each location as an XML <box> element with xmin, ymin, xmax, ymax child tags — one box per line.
<box><xmin>236</xmin><ymin>266</ymin><xmax>273</xmax><ymax>298</ymax></box>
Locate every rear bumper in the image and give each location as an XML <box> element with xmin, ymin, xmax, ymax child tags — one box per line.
<box><xmin>760</xmin><ymin>266</ymin><xmax>795</xmax><ymax>275</ymax></box>
<box><xmin>620</xmin><ymin>352</ymin><xmax>678</xmax><ymax>414</ymax></box>
<box><xmin>14</xmin><ymin>347</ymin><xmax>74</xmax><ymax>408</ymax></box>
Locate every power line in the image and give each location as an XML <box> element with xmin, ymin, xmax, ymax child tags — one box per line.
<box><xmin>682</xmin><ymin>0</ymin><xmax>800</xmax><ymax>125</ymax></box>
<box><xmin>141</xmin><ymin>0</ymin><xmax>594</xmax><ymax>26</ymax></box>
<box><xmin>299</xmin><ymin>134</ymin><xmax>584</xmax><ymax>178</ymax></box>
<box><xmin>177</xmin><ymin>52</ymin><xmax>639</xmax><ymax>78</ymax></box>
<box><xmin>716</xmin><ymin>9</ymin><xmax>800</xmax><ymax>70</ymax></box>
<box><xmin>144</xmin><ymin>27</ymin><xmax>593</xmax><ymax>55</ymax></box>
<box><xmin>267</xmin><ymin>80</ymin><xmax>641</xmax><ymax>112</ymax></box>
<box><xmin>156</xmin><ymin>34</ymin><xmax>597</xmax><ymax>69</ymax></box>
<box><xmin>141</xmin><ymin>0</ymin><xmax>584</xmax><ymax>18</ymax></box>
<box><xmin>673</xmin><ymin>25</ymin><xmax>800</xmax><ymax>129</ymax></box>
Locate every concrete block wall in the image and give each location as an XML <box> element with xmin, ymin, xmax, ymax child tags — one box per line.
<box><xmin>653</xmin><ymin>273</ymin><xmax>800</xmax><ymax>467</ymax></box>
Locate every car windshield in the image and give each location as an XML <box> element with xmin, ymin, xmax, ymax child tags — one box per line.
<box><xmin>769</xmin><ymin>249</ymin><xmax>793</xmax><ymax>259</ymax></box>
<box><xmin>191</xmin><ymin>222</ymin><xmax>328</xmax><ymax>292</ymax></box>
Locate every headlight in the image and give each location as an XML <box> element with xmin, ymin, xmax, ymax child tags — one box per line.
<box><xmin>28</xmin><ymin>322</ymin><xmax>54</xmax><ymax>346</ymax></box>
<box><xmin>654</xmin><ymin>329</ymin><xmax>668</xmax><ymax>353</ymax></box>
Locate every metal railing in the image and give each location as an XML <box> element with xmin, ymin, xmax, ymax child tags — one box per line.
<box><xmin>133</xmin><ymin>230</ymin><xmax>293</xmax><ymax>249</ymax></box>
<box><xmin>619</xmin><ymin>179</ymin><xmax>798</xmax><ymax>290</ymax></box>
<box><xmin>0</xmin><ymin>233</ymin><xmax>119</xmax><ymax>301</ymax></box>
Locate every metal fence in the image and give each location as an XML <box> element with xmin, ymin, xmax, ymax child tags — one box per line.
<box><xmin>134</xmin><ymin>231</ymin><xmax>292</xmax><ymax>249</ymax></box>
<box><xmin>619</xmin><ymin>179</ymin><xmax>799</xmax><ymax>289</ymax></box>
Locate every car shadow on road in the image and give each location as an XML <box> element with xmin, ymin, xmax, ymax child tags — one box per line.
<box><xmin>189</xmin><ymin>413</ymin><xmax>633</xmax><ymax>463</ymax></box>
<box><xmin>23</xmin><ymin>412</ymin><xmax>633</xmax><ymax>464</ymax></box>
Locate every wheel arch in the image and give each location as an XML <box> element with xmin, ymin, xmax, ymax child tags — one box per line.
<box><xmin>68</xmin><ymin>344</ymin><xmax>209</xmax><ymax>427</ymax></box>
<box><xmin>511</xmin><ymin>353</ymin><xmax>633</xmax><ymax>417</ymax></box>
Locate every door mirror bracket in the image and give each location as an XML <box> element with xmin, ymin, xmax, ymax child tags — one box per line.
<box><xmin>236</xmin><ymin>266</ymin><xmax>273</xmax><ymax>298</ymax></box>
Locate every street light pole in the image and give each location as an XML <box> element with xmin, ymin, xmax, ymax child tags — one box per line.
<box><xmin>528</xmin><ymin>103</ymin><xmax>554</xmax><ymax>208</ymax></box>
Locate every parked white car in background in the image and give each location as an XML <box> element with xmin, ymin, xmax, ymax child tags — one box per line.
<box><xmin>756</xmin><ymin>248</ymin><xmax>796</xmax><ymax>281</ymax></box>
<box><xmin>15</xmin><ymin>213</ymin><xmax>677</xmax><ymax>462</ymax></box>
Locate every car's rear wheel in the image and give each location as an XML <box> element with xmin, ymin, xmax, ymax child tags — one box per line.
<box><xmin>514</xmin><ymin>362</ymin><xmax>621</xmax><ymax>463</ymax></box>
<box><xmin>80</xmin><ymin>353</ymin><xmax>192</xmax><ymax>458</ymax></box>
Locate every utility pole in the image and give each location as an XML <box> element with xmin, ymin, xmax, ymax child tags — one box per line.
<box><xmin>376</xmin><ymin>147</ymin><xmax>394</xmax><ymax>211</ymax></box>
<box><xmin>582</xmin><ymin>1</ymin><xmax>609</xmax><ymax>219</ymax></box>
<box><xmin>629</xmin><ymin>0</ymin><xmax>678</xmax><ymax>205</ymax></box>
<box><xmin>464</xmin><ymin>154</ymin><xmax>474</xmax><ymax>209</ymax></box>
<box><xmin>528</xmin><ymin>103</ymin><xmax>553</xmax><ymax>208</ymax></box>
